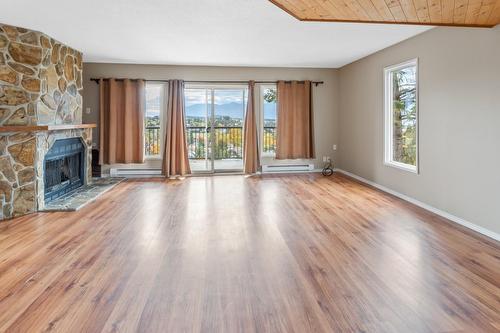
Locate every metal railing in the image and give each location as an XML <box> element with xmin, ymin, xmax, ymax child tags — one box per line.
<box><xmin>145</xmin><ymin>126</ymin><xmax>161</xmax><ymax>156</ymax></box>
<box><xmin>186</xmin><ymin>127</ymin><xmax>243</xmax><ymax>159</ymax></box>
<box><xmin>212</xmin><ymin>127</ymin><xmax>243</xmax><ymax>159</ymax></box>
<box><xmin>263</xmin><ymin>127</ymin><xmax>276</xmax><ymax>154</ymax></box>
<box><xmin>186</xmin><ymin>127</ymin><xmax>208</xmax><ymax>159</ymax></box>
<box><xmin>145</xmin><ymin>126</ymin><xmax>277</xmax><ymax>157</ymax></box>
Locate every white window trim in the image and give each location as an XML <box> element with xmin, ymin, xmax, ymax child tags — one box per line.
<box><xmin>259</xmin><ymin>84</ymin><xmax>277</xmax><ymax>158</ymax></box>
<box><xmin>144</xmin><ymin>82</ymin><xmax>166</xmax><ymax>160</ymax></box>
<box><xmin>383</xmin><ymin>58</ymin><xmax>419</xmax><ymax>174</ymax></box>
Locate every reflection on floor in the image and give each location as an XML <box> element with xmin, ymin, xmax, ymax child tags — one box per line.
<box><xmin>1</xmin><ymin>174</ymin><xmax>499</xmax><ymax>332</ymax></box>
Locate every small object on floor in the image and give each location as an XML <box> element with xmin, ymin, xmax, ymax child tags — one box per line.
<box><xmin>41</xmin><ymin>177</ymin><xmax>125</xmax><ymax>212</ymax></box>
<box><xmin>322</xmin><ymin>161</ymin><xmax>334</xmax><ymax>176</ymax></box>
<box><xmin>91</xmin><ymin>148</ymin><xmax>101</xmax><ymax>177</ymax></box>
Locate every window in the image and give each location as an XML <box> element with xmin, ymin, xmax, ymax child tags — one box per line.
<box><xmin>261</xmin><ymin>85</ymin><xmax>277</xmax><ymax>156</ymax></box>
<box><xmin>144</xmin><ymin>83</ymin><xmax>164</xmax><ymax>158</ymax></box>
<box><xmin>384</xmin><ymin>59</ymin><xmax>418</xmax><ymax>173</ymax></box>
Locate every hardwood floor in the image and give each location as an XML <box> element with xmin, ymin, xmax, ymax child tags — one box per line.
<box><xmin>0</xmin><ymin>173</ymin><xmax>499</xmax><ymax>332</ymax></box>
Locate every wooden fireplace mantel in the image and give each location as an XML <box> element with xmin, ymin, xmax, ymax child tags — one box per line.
<box><xmin>0</xmin><ymin>124</ymin><xmax>97</xmax><ymax>133</ymax></box>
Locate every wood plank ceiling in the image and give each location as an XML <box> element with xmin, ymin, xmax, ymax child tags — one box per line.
<box><xmin>269</xmin><ymin>0</ymin><xmax>500</xmax><ymax>27</ymax></box>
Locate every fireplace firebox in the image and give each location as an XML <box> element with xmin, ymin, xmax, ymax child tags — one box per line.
<box><xmin>44</xmin><ymin>138</ymin><xmax>86</xmax><ymax>202</ymax></box>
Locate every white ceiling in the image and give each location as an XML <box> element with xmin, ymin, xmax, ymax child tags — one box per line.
<box><xmin>1</xmin><ymin>0</ymin><xmax>431</xmax><ymax>68</ymax></box>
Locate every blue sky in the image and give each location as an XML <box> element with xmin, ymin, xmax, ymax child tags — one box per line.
<box><xmin>185</xmin><ymin>89</ymin><xmax>245</xmax><ymax>107</ymax></box>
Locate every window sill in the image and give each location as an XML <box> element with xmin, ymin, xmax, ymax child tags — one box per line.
<box><xmin>384</xmin><ymin>161</ymin><xmax>418</xmax><ymax>174</ymax></box>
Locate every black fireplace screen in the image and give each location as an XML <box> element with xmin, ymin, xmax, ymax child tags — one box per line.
<box><xmin>44</xmin><ymin>138</ymin><xmax>85</xmax><ymax>202</ymax></box>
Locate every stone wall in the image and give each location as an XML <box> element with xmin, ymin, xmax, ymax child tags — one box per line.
<box><xmin>0</xmin><ymin>129</ymin><xmax>92</xmax><ymax>219</ymax></box>
<box><xmin>0</xmin><ymin>23</ymin><xmax>88</xmax><ymax>220</ymax></box>
<box><xmin>0</xmin><ymin>132</ymin><xmax>36</xmax><ymax>219</ymax></box>
<box><xmin>0</xmin><ymin>23</ymin><xmax>83</xmax><ymax>125</ymax></box>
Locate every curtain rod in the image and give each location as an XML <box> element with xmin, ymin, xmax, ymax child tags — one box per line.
<box><xmin>90</xmin><ymin>78</ymin><xmax>324</xmax><ymax>86</ymax></box>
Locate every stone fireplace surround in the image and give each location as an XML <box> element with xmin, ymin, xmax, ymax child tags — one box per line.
<box><xmin>0</xmin><ymin>126</ymin><xmax>93</xmax><ymax>219</ymax></box>
<box><xmin>0</xmin><ymin>23</ymin><xmax>94</xmax><ymax>220</ymax></box>
<box><xmin>35</xmin><ymin>127</ymin><xmax>93</xmax><ymax>211</ymax></box>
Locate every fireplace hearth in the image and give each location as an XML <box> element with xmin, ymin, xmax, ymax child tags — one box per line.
<box><xmin>44</xmin><ymin>138</ymin><xmax>85</xmax><ymax>202</ymax></box>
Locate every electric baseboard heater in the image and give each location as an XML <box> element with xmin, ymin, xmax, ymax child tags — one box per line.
<box><xmin>261</xmin><ymin>164</ymin><xmax>314</xmax><ymax>173</ymax></box>
<box><xmin>109</xmin><ymin>168</ymin><xmax>162</xmax><ymax>177</ymax></box>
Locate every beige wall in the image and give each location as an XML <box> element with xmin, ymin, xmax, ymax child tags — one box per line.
<box><xmin>82</xmin><ymin>63</ymin><xmax>339</xmax><ymax>170</ymax></box>
<box><xmin>338</xmin><ymin>26</ymin><xmax>500</xmax><ymax>235</ymax></box>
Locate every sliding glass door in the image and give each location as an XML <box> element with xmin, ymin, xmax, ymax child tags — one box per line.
<box><xmin>212</xmin><ymin>89</ymin><xmax>246</xmax><ymax>171</ymax></box>
<box><xmin>185</xmin><ymin>88</ymin><xmax>211</xmax><ymax>172</ymax></box>
<box><xmin>185</xmin><ymin>86</ymin><xmax>247</xmax><ymax>173</ymax></box>
<box><xmin>144</xmin><ymin>83</ymin><xmax>164</xmax><ymax>160</ymax></box>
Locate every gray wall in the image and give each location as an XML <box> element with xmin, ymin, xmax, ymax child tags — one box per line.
<box><xmin>338</xmin><ymin>26</ymin><xmax>500</xmax><ymax>235</ymax></box>
<box><xmin>82</xmin><ymin>63</ymin><xmax>339</xmax><ymax>169</ymax></box>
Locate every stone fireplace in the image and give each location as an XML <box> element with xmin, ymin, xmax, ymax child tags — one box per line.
<box><xmin>0</xmin><ymin>23</ymin><xmax>94</xmax><ymax>220</ymax></box>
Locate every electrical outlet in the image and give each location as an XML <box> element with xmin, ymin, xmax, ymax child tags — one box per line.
<box><xmin>322</xmin><ymin>156</ymin><xmax>327</xmax><ymax>162</ymax></box>
<box><xmin>85</xmin><ymin>107</ymin><xmax>92</xmax><ymax>114</ymax></box>
<box><xmin>333</xmin><ymin>144</ymin><xmax>337</xmax><ymax>151</ymax></box>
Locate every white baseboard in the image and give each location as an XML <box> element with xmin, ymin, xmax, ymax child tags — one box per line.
<box><xmin>335</xmin><ymin>169</ymin><xmax>500</xmax><ymax>243</ymax></box>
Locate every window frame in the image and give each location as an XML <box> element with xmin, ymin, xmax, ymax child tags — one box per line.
<box><xmin>383</xmin><ymin>58</ymin><xmax>419</xmax><ymax>174</ymax></box>
<box><xmin>144</xmin><ymin>82</ymin><xmax>165</xmax><ymax>160</ymax></box>
<box><xmin>259</xmin><ymin>84</ymin><xmax>277</xmax><ymax>158</ymax></box>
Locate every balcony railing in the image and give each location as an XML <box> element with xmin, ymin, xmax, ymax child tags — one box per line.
<box><xmin>145</xmin><ymin>126</ymin><xmax>160</xmax><ymax>156</ymax></box>
<box><xmin>263</xmin><ymin>127</ymin><xmax>276</xmax><ymax>154</ymax></box>
<box><xmin>145</xmin><ymin>126</ymin><xmax>277</xmax><ymax>158</ymax></box>
<box><xmin>186</xmin><ymin>127</ymin><xmax>243</xmax><ymax>159</ymax></box>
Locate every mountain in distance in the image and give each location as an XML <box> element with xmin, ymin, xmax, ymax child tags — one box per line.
<box><xmin>186</xmin><ymin>102</ymin><xmax>243</xmax><ymax>119</ymax></box>
<box><xmin>146</xmin><ymin>96</ymin><xmax>276</xmax><ymax>120</ymax></box>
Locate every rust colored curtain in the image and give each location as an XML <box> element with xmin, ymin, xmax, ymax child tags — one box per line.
<box><xmin>99</xmin><ymin>78</ymin><xmax>145</xmax><ymax>164</ymax></box>
<box><xmin>243</xmin><ymin>81</ymin><xmax>260</xmax><ymax>174</ymax></box>
<box><xmin>276</xmin><ymin>80</ymin><xmax>314</xmax><ymax>159</ymax></box>
<box><xmin>162</xmin><ymin>80</ymin><xmax>191</xmax><ymax>177</ymax></box>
